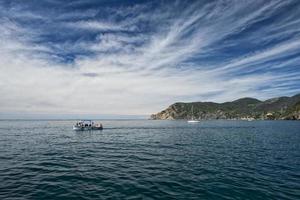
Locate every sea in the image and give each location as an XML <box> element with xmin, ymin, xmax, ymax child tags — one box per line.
<box><xmin>0</xmin><ymin>120</ymin><xmax>299</xmax><ymax>200</ymax></box>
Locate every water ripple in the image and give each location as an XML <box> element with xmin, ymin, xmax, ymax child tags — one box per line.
<box><xmin>0</xmin><ymin>120</ymin><xmax>299</xmax><ymax>199</ymax></box>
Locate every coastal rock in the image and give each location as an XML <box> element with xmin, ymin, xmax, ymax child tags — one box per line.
<box><xmin>283</xmin><ymin>101</ymin><xmax>300</xmax><ymax>120</ymax></box>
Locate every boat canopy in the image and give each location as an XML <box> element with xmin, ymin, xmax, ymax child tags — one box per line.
<box><xmin>77</xmin><ymin>120</ymin><xmax>94</xmax><ymax>124</ymax></box>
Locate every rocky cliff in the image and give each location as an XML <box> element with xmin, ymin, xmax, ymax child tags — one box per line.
<box><xmin>150</xmin><ymin>93</ymin><xmax>300</xmax><ymax>120</ymax></box>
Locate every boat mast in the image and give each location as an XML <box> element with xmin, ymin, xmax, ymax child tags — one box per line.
<box><xmin>191</xmin><ymin>105</ymin><xmax>194</xmax><ymax>120</ymax></box>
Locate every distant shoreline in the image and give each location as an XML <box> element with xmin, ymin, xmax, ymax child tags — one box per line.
<box><xmin>151</xmin><ymin>93</ymin><xmax>300</xmax><ymax>120</ymax></box>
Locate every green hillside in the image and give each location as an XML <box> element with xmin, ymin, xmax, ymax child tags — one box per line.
<box><xmin>151</xmin><ymin>94</ymin><xmax>300</xmax><ymax>120</ymax></box>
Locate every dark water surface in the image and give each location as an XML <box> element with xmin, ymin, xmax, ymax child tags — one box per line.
<box><xmin>0</xmin><ymin>120</ymin><xmax>299</xmax><ymax>200</ymax></box>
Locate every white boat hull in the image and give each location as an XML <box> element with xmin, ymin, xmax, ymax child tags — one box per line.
<box><xmin>73</xmin><ymin>125</ymin><xmax>103</xmax><ymax>131</ymax></box>
<box><xmin>73</xmin><ymin>126</ymin><xmax>85</xmax><ymax>131</ymax></box>
<box><xmin>187</xmin><ymin>120</ymin><xmax>200</xmax><ymax>123</ymax></box>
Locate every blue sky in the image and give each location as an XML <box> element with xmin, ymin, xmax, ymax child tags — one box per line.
<box><xmin>0</xmin><ymin>0</ymin><xmax>300</xmax><ymax>117</ymax></box>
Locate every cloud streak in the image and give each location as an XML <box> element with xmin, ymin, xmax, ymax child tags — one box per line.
<box><xmin>0</xmin><ymin>0</ymin><xmax>299</xmax><ymax>116</ymax></box>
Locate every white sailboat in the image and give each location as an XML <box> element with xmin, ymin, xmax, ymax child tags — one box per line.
<box><xmin>188</xmin><ymin>105</ymin><xmax>200</xmax><ymax>123</ymax></box>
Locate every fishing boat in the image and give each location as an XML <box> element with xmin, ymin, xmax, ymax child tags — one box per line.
<box><xmin>188</xmin><ymin>105</ymin><xmax>200</xmax><ymax>123</ymax></box>
<box><xmin>73</xmin><ymin>120</ymin><xmax>103</xmax><ymax>131</ymax></box>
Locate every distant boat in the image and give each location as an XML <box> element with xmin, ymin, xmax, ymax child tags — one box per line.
<box><xmin>73</xmin><ymin>120</ymin><xmax>103</xmax><ymax>131</ymax></box>
<box><xmin>188</xmin><ymin>105</ymin><xmax>200</xmax><ymax>123</ymax></box>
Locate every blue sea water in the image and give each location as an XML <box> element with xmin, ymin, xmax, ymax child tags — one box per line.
<box><xmin>0</xmin><ymin>120</ymin><xmax>299</xmax><ymax>200</ymax></box>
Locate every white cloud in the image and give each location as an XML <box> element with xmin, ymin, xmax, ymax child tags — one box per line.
<box><xmin>0</xmin><ymin>0</ymin><xmax>299</xmax><ymax>117</ymax></box>
<box><xmin>71</xmin><ymin>20</ymin><xmax>125</xmax><ymax>31</ymax></box>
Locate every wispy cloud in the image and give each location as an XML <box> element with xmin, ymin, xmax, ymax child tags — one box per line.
<box><xmin>0</xmin><ymin>0</ymin><xmax>299</xmax><ymax>116</ymax></box>
<box><xmin>70</xmin><ymin>20</ymin><xmax>126</xmax><ymax>31</ymax></box>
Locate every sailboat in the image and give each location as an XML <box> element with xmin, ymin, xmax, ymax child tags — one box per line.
<box><xmin>188</xmin><ymin>105</ymin><xmax>200</xmax><ymax>123</ymax></box>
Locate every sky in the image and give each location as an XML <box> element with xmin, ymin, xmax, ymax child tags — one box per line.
<box><xmin>0</xmin><ymin>0</ymin><xmax>300</xmax><ymax>118</ymax></box>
